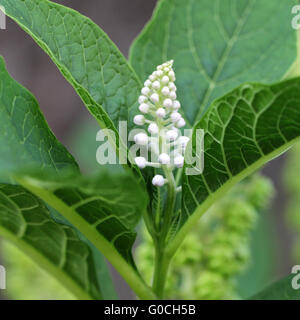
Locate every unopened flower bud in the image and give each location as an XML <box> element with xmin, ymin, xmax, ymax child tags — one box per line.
<box><xmin>176</xmin><ymin>118</ymin><xmax>186</xmax><ymax>128</ymax></box>
<box><xmin>178</xmin><ymin>136</ymin><xmax>190</xmax><ymax>148</ymax></box>
<box><xmin>159</xmin><ymin>153</ymin><xmax>170</xmax><ymax>164</ymax></box>
<box><xmin>170</xmin><ymin>112</ymin><xmax>181</xmax><ymax>122</ymax></box>
<box><xmin>150</xmin><ymin>93</ymin><xmax>159</xmax><ymax>103</ymax></box>
<box><xmin>156</xmin><ymin>70</ymin><xmax>163</xmax><ymax>77</ymax></box>
<box><xmin>166</xmin><ymin>129</ymin><xmax>178</xmax><ymax>141</ymax></box>
<box><xmin>144</xmin><ymin>80</ymin><xmax>152</xmax><ymax>87</ymax></box>
<box><xmin>138</xmin><ymin>95</ymin><xmax>147</xmax><ymax>104</ymax></box>
<box><xmin>162</xmin><ymin>76</ymin><xmax>169</xmax><ymax>84</ymax></box>
<box><xmin>162</xmin><ymin>86</ymin><xmax>170</xmax><ymax>96</ymax></box>
<box><xmin>152</xmin><ymin>175</ymin><xmax>165</xmax><ymax>187</ymax></box>
<box><xmin>173</xmin><ymin>100</ymin><xmax>181</xmax><ymax>110</ymax></box>
<box><xmin>148</xmin><ymin>123</ymin><xmax>159</xmax><ymax>134</ymax></box>
<box><xmin>163</xmin><ymin>98</ymin><xmax>173</xmax><ymax>108</ymax></box>
<box><xmin>139</xmin><ymin>103</ymin><xmax>150</xmax><ymax>114</ymax></box>
<box><xmin>168</xmin><ymin>82</ymin><xmax>176</xmax><ymax>91</ymax></box>
<box><xmin>156</xmin><ymin>108</ymin><xmax>166</xmax><ymax>118</ymax></box>
<box><xmin>134</xmin><ymin>133</ymin><xmax>148</xmax><ymax>145</ymax></box>
<box><xmin>141</xmin><ymin>87</ymin><xmax>150</xmax><ymax>96</ymax></box>
<box><xmin>152</xmin><ymin>81</ymin><xmax>160</xmax><ymax>90</ymax></box>
<box><xmin>169</xmin><ymin>91</ymin><xmax>177</xmax><ymax>100</ymax></box>
<box><xmin>174</xmin><ymin>155</ymin><xmax>184</xmax><ymax>168</ymax></box>
<box><xmin>133</xmin><ymin>115</ymin><xmax>145</xmax><ymax>125</ymax></box>
<box><xmin>168</xmin><ymin>70</ymin><xmax>175</xmax><ymax>81</ymax></box>
<box><xmin>135</xmin><ymin>157</ymin><xmax>147</xmax><ymax>168</ymax></box>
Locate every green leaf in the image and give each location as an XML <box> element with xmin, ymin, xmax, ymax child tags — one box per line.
<box><xmin>48</xmin><ymin>207</ymin><xmax>119</xmax><ymax>300</ymax></box>
<box><xmin>250</xmin><ymin>274</ymin><xmax>300</xmax><ymax>300</ymax></box>
<box><xmin>130</xmin><ymin>0</ymin><xmax>297</xmax><ymax>126</ymax></box>
<box><xmin>16</xmin><ymin>170</ymin><xmax>156</xmax><ymax>299</ymax></box>
<box><xmin>0</xmin><ymin>183</ymin><xmax>102</xmax><ymax>300</ymax></box>
<box><xmin>168</xmin><ymin>78</ymin><xmax>300</xmax><ymax>256</ymax></box>
<box><xmin>0</xmin><ymin>56</ymin><xmax>78</xmax><ymax>181</ymax></box>
<box><xmin>0</xmin><ymin>56</ymin><xmax>116</xmax><ymax>299</ymax></box>
<box><xmin>0</xmin><ymin>0</ymin><xmax>142</xmax><ymax>162</ymax></box>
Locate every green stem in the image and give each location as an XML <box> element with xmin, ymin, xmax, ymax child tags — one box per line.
<box><xmin>160</xmin><ymin>166</ymin><xmax>176</xmax><ymax>241</ymax></box>
<box><xmin>152</xmin><ymin>247</ymin><xmax>171</xmax><ymax>298</ymax></box>
<box><xmin>152</xmin><ymin>166</ymin><xmax>176</xmax><ymax>298</ymax></box>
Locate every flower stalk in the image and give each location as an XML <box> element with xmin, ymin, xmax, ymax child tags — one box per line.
<box><xmin>133</xmin><ymin>60</ymin><xmax>189</xmax><ymax>297</ymax></box>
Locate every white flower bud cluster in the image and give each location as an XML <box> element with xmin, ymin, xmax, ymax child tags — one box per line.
<box><xmin>133</xmin><ymin>60</ymin><xmax>190</xmax><ymax>187</ymax></box>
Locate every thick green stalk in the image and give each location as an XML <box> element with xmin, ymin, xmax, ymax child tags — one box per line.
<box><xmin>152</xmin><ymin>166</ymin><xmax>176</xmax><ymax>298</ymax></box>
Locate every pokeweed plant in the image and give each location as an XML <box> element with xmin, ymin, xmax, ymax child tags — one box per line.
<box><xmin>0</xmin><ymin>0</ymin><xmax>300</xmax><ymax>300</ymax></box>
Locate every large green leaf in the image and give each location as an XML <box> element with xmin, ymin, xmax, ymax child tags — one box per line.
<box><xmin>0</xmin><ymin>0</ymin><xmax>142</xmax><ymax>160</ymax></box>
<box><xmin>167</xmin><ymin>78</ymin><xmax>300</xmax><ymax>255</ymax></box>
<box><xmin>0</xmin><ymin>56</ymin><xmax>78</xmax><ymax>181</ymax></box>
<box><xmin>17</xmin><ymin>170</ymin><xmax>156</xmax><ymax>299</ymax></box>
<box><xmin>130</xmin><ymin>0</ymin><xmax>297</xmax><ymax>126</ymax></box>
<box><xmin>0</xmin><ymin>184</ymin><xmax>102</xmax><ymax>300</ymax></box>
<box><xmin>0</xmin><ymin>56</ymin><xmax>117</xmax><ymax>299</ymax></box>
<box><xmin>18</xmin><ymin>171</ymin><xmax>145</xmax><ymax>263</ymax></box>
<box><xmin>250</xmin><ymin>274</ymin><xmax>300</xmax><ymax>300</ymax></box>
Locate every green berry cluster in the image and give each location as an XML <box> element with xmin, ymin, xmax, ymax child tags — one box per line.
<box><xmin>136</xmin><ymin>173</ymin><xmax>274</xmax><ymax>299</ymax></box>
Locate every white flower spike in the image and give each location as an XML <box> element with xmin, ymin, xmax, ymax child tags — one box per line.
<box><xmin>132</xmin><ymin>60</ymin><xmax>188</xmax><ymax>187</ymax></box>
